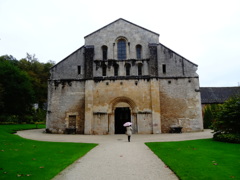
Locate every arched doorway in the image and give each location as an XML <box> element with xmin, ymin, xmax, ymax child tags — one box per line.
<box><xmin>115</xmin><ymin>107</ymin><xmax>131</xmax><ymax>134</ymax></box>
<box><xmin>108</xmin><ymin>96</ymin><xmax>137</xmax><ymax>134</ymax></box>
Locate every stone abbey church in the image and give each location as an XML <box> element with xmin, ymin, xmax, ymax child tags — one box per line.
<box><xmin>46</xmin><ymin>18</ymin><xmax>203</xmax><ymax>134</ymax></box>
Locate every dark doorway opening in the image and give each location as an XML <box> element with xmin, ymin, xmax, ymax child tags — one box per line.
<box><xmin>115</xmin><ymin>107</ymin><xmax>131</xmax><ymax>134</ymax></box>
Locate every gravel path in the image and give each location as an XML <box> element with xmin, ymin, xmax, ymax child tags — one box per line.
<box><xmin>17</xmin><ymin>129</ymin><xmax>213</xmax><ymax>180</ymax></box>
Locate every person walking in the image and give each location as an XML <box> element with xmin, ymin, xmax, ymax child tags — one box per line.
<box><xmin>126</xmin><ymin>125</ymin><xmax>133</xmax><ymax>142</ymax></box>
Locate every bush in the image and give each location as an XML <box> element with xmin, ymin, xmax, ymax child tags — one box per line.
<box><xmin>203</xmin><ymin>104</ymin><xmax>220</xmax><ymax>128</ymax></box>
<box><xmin>0</xmin><ymin>108</ymin><xmax>46</xmax><ymax>124</ymax></box>
<box><xmin>213</xmin><ymin>132</ymin><xmax>240</xmax><ymax>143</ymax></box>
<box><xmin>33</xmin><ymin>108</ymin><xmax>46</xmax><ymax>122</ymax></box>
<box><xmin>22</xmin><ymin>115</ymin><xmax>34</xmax><ymax>123</ymax></box>
<box><xmin>212</xmin><ymin>94</ymin><xmax>240</xmax><ymax>134</ymax></box>
<box><xmin>0</xmin><ymin>115</ymin><xmax>19</xmax><ymax>123</ymax></box>
<box><xmin>211</xmin><ymin>94</ymin><xmax>240</xmax><ymax>143</ymax></box>
<box><xmin>0</xmin><ymin>122</ymin><xmax>17</xmax><ymax>125</ymax></box>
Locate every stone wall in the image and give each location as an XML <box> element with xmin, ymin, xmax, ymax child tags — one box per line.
<box><xmin>93</xmin><ymin>59</ymin><xmax>149</xmax><ymax>77</ymax></box>
<box><xmin>158</xmin><ymin>44</ymin><xmax>198</xmax><ymax>77</ymax></box>
<box><xmin>84</xmin><ymin>79</ymin><xmax>157</xmax><ymax>134</ymax></box>
<box><xmin>85</xmin><ymin>19</ymin><xmax>159</xmax><ymax>60</ymax></box>
<box><xmin>159</xmin><ymin>78</ymin><xmax>203</xmax><ymax>133</ymax></box>
<box><xmin>46</xmin><ymin>78</ymin><xmax>203</xmax><ymax>134</ymax></box>
<box><xmin>46</xmin><ymin>19</ymin><xmax>203</xmax><ymax>134</ymax></box>
<box><xmin>50</xmin><ymin>47</ymin><xmax>85</xmax><ymax>80</ymax></box>
<box><xmin>46</xmin><ymin>81</ymin><xmax>85</xmax><ymax>133</ymax></box>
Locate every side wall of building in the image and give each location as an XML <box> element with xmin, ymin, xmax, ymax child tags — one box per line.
<box><xmin>46</xmin><ymin>81</ymin><xmax>85</xmax><ymax>133</ymax></box>
<box><xmin>157</xmin><ymin>44</ymin><xmax>198</xmax><ymax>77</ymax></box>
<box><xmin>159</xmin><ymin>78</ymin><xmax>203</xmax><ymax>133</ymax></box>
<box><xmin>50</xmin><ymin>47</ymin><xmax>85</xmax><ymax>80</ymax></box>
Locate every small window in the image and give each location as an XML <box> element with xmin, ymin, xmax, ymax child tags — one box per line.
<box><xmin>78</xmin><ymin>66</ymin><xmax>81</xmax><ymax>74</ymax></box>
<box><xmin>162</xmin><ymin>64</ymin><xmax>166</xmax><ymax>74</ymax></box>
<box><xmin>138</xmin><ymin>63</ymin><xmax>143</xmax><ymax>76</ymax></box>
<box><xmin>102</xmin><ymin>64</ymin><xmax>107</xmax><ymax>76</ymax></box>
<box><xmin>125</xmin><ymin>63</ymin><xmax>131</xmax><ymax>76</ymax></box>
<box><xmin>114</xmin><ymin>64</ymin><xmax>119</xmax><ymax>76</ymax></box>
<box><xmin>117</xmin><ymin>39</ymin><xmax>126</xmax><ymax>60</ymax></box>
<box><xmin>136</xmin><ymin>45</ymin><xmax>142</xmax><ymax>59</ymax></box>
<box><xmin>102</xmin><ymin>46</ymin><xmax>108</xmax><ymax>60</ymax></box>
<box><xmin>69</xmin><ymin>115</ymin><xmax>76</xmax><ymax>128</ymax></box>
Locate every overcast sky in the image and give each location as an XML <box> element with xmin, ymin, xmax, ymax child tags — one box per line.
<box><xmin>1</xmin><ymin>0</ymin><xmax>240</xmax><ymax>87</ymax></box>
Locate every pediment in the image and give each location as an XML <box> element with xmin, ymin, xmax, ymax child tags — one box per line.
<box><xmin>84</xmin><ymin>18</ymin><xmax>159</xmax><ymax>39</ymax></box>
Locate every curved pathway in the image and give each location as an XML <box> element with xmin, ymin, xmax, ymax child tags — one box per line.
<box><xmin>17</xmin><ymin>129</ymin><xmax>213</xmax><ymax>180</ymax></box>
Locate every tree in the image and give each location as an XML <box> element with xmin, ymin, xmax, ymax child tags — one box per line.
<box><xmin>212</xmin><ymin>94</ymin><xmax>240</xmax><ymax>143</ymax></box>
<box><xmin>212</xmin><ymin>94</ymin><xmax>240</xmax><ymax>134</ymax></box>
<box><xmin>0</xmin><ymin>58</ymin><xmax>35</xmax><ymax>121</ymax></box>
<box><xmin>0</xmin><ymin>54</ymin><xmax>54</xmax><ymax>123</ymax></box>
<box><xmin>18</xmin><ymin>54</ymin><xmax>55</xmax><ymax>109</ymax></box>
<box><xmin>0</xmin><ymin>83</ymin><xmax>4</xmax><ymax>109</ymax></box>
<box><xmin>203</xmin><ymin>104</ymin><xmax>220</xmax><ymax>128</ymax></box>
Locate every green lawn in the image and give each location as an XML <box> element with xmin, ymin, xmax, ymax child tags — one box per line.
<box><xmin>146</xmin><ymin>139</ymin><xmax>240</xmax><ymax>180</ymax></box>
<box><xmin>0</xmin><ymin>124</ymin><xmax>97</xmax><ymax>180</ymax></box>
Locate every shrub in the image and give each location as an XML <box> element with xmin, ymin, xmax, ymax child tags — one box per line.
<box><xmin>212</xmin><ymin>94</ymin><xmax>240</xmax><ymax>134</ymax></box>
<box><xmin>0</xmin><ymin>122</ymin><xmax>17</xmax><ymax>125</ymax></box>
<box><xmin>203</xmin><ymin>104</ymin><xmax>220</xmax><ymax>128</ymax></box>
<box><xmin>33</xmin><ymin>108</ymin><xmax>46</xmax><ymax>122</ymax></box>
<box><xmin>0</xmin><ymin>115</ymin><xmax>19</xmax><ymax>123</ymax></box>
<box><xmin>213</xmin><ymin>132</ymin><xmax>240</xmax><ymax>143</ymax></box>
<box><xmin>212</xmin><ymin>94</ymin><xmax>240</xmax><ymax>143</ymax></box>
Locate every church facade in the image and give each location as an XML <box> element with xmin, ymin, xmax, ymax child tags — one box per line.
<box><xmin>46</xmin><ymin>18</ymin><xmax>203</xmax><ymax>134</ymax></box>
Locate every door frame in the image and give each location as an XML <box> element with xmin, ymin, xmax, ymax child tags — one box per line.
<box><xmin>114</xmin><ymin>107</ymin><xmax>131</xmax><ymax>134</ymax></box>
<box><xmin>108</xmin><ymin>96</ymin><xmax>138</xmax><ymax>134</ymax></box>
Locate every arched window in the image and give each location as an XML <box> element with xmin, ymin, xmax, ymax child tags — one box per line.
<box><xmin>102</xmin><ymin>64</ymin><xmax>107</xmax><ymax>76</ymax></box>
<box><xmin>125</xmin><ymin>63</ymin><xmax>131</xmax><ymax>76</ymax></box>
<box><xmin>162</xmin><ymin>64</ymin><xmax>166</xmax><ymax>74</ymax></box>
<box><xmin>117</xmin><ymin>39</ymin><xmax>126</xmax><ymax>60</ymax></box>
<box><xmin>114</xmin><ymin>64</ymin><xmax>119</xmax><ymax>76</ymax></box>
<box><xmin>102</xmin><ymin>46</ymin><xmax>108</xmax><ymax>60</ymax></box>
<box><xmin>136</xmin><ymin>45</ymin><xmax>142</xmax><ymax>59</ymax></box>
<box><xmin>138</xmin><ymin>63</ymin><xmax>143</xmax><ymax>76</ymax></box>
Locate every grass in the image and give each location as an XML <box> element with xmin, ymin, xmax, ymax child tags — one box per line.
<box><xmin>146</xmin><ymin>139</ymin><xmax>240</xmax><ymax>180</ymax></box>
<box><xmin>0</xmin><ymin>124</ymin><xmax>97</xmax><ymax>180</ymax></box>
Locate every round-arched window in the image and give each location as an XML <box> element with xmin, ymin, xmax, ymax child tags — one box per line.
<box><xmin>117</xmin><ymin>39</ymin><xmax>126</xmax><ymax>60</ymax></box>
<box><xmin>102</xmin><ymin>45</ymin><xmax>108</xmax><ymax>60</ymax></box>
<box><xmin>138</xmin><ymin>63</ymin><xmax>143</xmax><ymax>76</ymax></box>
<box><xmin>136</xmin><ymin>45</ymin><xmax>142</xmax><ymax>59</ymax></box>
<box><xmin>125</xmin><ymin>63</ymin><xmax>131</xmax><ymax>76</ymax></box>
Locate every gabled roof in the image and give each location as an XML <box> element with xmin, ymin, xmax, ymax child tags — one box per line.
<box><xmin>84</xmin><ymin>18</ymin><xmax>159</xmax><ymax>38</ymax></box>
<box><xmin>50</xmin><ymin>46</ymin><xmax>84</xmax><ymax>69</ymax></box>
<box><xmin>200</xmin><ymin>87</ymin><xmax>240</xmax><ymax>104</ymax></box>
<box><xmin>159</xmin><ymin>43</ymin><xmax>198</xmax><ymax>67</ymax></box>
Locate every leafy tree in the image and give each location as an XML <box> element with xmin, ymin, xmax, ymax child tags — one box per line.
<box><xmin>0</xmin><ymin>58</ymin><xmax>35</xmax><ymax>121</ymax></box>
<box><xmin>0</xmin><ymin>83</ymin><xmax>4</xmax><ymax>109</ymax></box>
<box><xmin>18</xmin><ymin>54</ymin><xmax>54</xmax><ymax>109</ymax></box>
<box><xmin>0</xmin><ymin>54</ymin><xmax>54</xmax><ymax>123</ymax></box>
<box><xmin>212</xmin><ymin>94</ymin><xmax>240</xmax><ymax>134</ymax></box>
<box><xmin>212</xmin><ymin>94</ymin><xmax>240</xmax><ymax>143</ymax></box>
<box><xmin>203</xmin><ymin>104</ymin><xmax>220</xmax><ymax>128</ymax></box>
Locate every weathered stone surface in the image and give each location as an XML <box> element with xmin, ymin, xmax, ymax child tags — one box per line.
<box><xmin>46</xmin><ymin>18</ymin><xmax>203</xmax><ymax>134</ymax></box>
<box><xmin>159</xmin><ymin>78</ymin><xmax>203</xmax><ymax>133</ymax></box>
<box><xmin>85</xmin><ymin>19</ymin><xmax>159</xmax><ymax>60</ymax></box>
